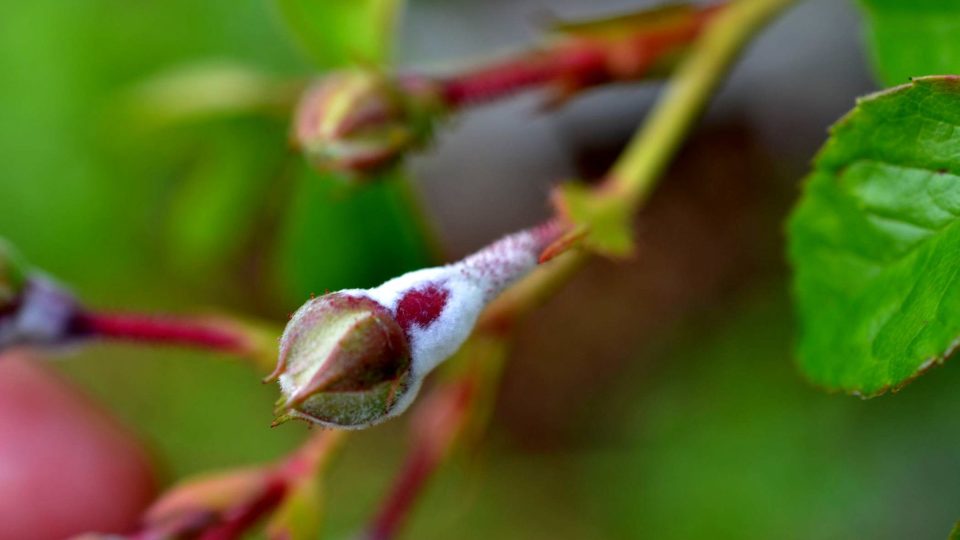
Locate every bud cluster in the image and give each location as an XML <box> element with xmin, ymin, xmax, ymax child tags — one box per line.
<box><xmin>270</xmin><ymin>220</ymin><xmax>564</xmax><ymax>429</ymax></box>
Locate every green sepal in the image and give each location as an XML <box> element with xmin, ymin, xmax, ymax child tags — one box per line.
<box><xmin>553</xmin><ymin>182</ymin><xmax>634</xmax><ymax>257</ymax></box>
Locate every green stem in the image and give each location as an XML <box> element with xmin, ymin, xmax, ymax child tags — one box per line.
<box><xmin>481</xmin><ymin>0</ymin><xmax>796</xmax><ymax>332</ymax></box>
<box><xmin>608</xmin><ymin>0</ymin><xmax>794</xmax><ymax>206</ymax></box>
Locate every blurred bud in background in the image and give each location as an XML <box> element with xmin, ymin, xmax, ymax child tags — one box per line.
<box><xmin>292</xmin><ymin>69</ymin><xmax>443</xmax><ymax>177</ymax></box>
<box><xmin>0</xmin><ymin>239</ymin><xmax>81</xmax><ymax>352</ymax></box>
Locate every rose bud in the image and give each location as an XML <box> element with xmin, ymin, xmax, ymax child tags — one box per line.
<box><xmin>292</xmin><ymin>69</ymin><xmax>442</xmax><ymax>176</ymax></box>
<box><xmin>270</xmin><ymin>220</ymin><xmax>566</xmax><ymax>429</ymax></box>
<box><xmin>269</xmin><ymin>294</ymin><xmax>413</xmax><ymax>428</ymax></box>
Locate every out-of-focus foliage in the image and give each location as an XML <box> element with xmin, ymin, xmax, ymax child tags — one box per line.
<box><xmin>0</xmin><ymin>238</ymin><xmax>28</xmax><ymax>305</ymax></box>
<box><xmin>586</xmin><ymin>288</ymin><xmax>960</xmax><ymax>540</ymax></box>
<box><xmin>789</xmin><ymin>77</ymin><xmax>960</xmax><ymax>395</ymax></box>
<box><xmin>857</xmin><ymin>0</ymin><xmax>960</xmax><ymax>85</ymax></box>
<box><xmin>7</xmin><ymin>1</ymin><xmax>960</xmax><ymax>538</ymax></box>
<box><xmin>0</xmin><ymin>0</ymin><xmax>427</xmax><ymax>479</ymax></box>
<box><xmin>311</xmin><ymin>286</ymin><xmax>960</xmax><ymax>539</ymax></box>
<box><xmin>276</xmin><ymin>0</ymin><xmax>402</xmax><ymax>67</ymax></box>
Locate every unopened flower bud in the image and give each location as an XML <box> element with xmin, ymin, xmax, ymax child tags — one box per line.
<box><xmin>269</xmin><ymin>294</ymin><xmax>412</xmax><ymax>428</ymax></box>
<box><xmin>292</xmin><ymin>69</ymin><xmax>442</xmax><ymax>176</ymax></box>
<box><xmin>271</xmin><ymin>220</ymin><xmax>565</xmax><ymax>429</ymax></box>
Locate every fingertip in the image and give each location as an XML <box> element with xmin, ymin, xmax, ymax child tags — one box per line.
<box><xmin>0</xmin><ymin>353</ymin><xmax>157</xmax><ymax>540</ymax></box>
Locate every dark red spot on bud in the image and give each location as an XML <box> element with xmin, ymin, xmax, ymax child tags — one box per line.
<box><xmin>395</xmin><ymin>284</ymin><xmax>450</xmax><ymax>333</ymax></box>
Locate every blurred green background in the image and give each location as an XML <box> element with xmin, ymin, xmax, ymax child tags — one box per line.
<box><xmin>1</xmin><ymin>0</ymin><xmax>958</xmax><ymax>538</ymax></box>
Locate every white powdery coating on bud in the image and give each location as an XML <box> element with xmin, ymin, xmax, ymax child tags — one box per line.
<box><xmin>283</xmin><ymin>220</ymin><xmax>563</xmax><ymax>428</ymax></box>
<box><xmin>457</xmin><ymin>220</ymin><xmax>563</xmax><ymax>302</ymax></box>
<box><xmin>367</xmin><ymin>267</ymin><xmax>485</xmax><ymax>377</ymax></box>
<box><xmin>354</xmin><ymin>220</ymin><xmax>562</xmax><ymax>381</ymax></box>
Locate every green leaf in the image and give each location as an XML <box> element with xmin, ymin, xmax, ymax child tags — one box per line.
<box><xmin>164</xmin><ymin>121</ymin><xmax>288</xmax><ymax>278</ymax></box>
<box><xmin>858</xmin><ymin>0</ymin><xmax>960</xmax><ymax>85</ymax></box>
<box><xmin>950</xmin><ymin>521</ymin><xmax>960</xmax><ymax>540</ymax></box>
<box><xmin>274</xmin><ymin>0</ymin><xmax>401</xmax><ymax>67</ymax></box>
<box><xmin>789</xmin><ymin>75</ymin><xmax>960</xmax><ymax>396</ymax></box>
<box><xmin>118</xmin><ymin>61</ymin><xmax>302</xmax><ymax>130</ymax></box>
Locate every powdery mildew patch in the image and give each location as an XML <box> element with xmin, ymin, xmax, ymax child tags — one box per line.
<box><xmin>282</xmin><ymin>219</ymin><xmax>563</xmax><ymax>428</ymax></box>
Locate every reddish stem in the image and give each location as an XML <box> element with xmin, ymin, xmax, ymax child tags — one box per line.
<box><xmin>435</xmin><ymin>3</ymin><xmax>722</xmax><ymax>108</ymax></box>
<box><xmin>126</xmin><ymin>432</ymin><xmax>342</xmax><ymax>540</ymax></box>
<box><xmin>71</xmin><ymin>311</ymin><xmax>251</xmax><ymax>354</ymax></box>
<box><xmin>127</xmin><ymin>478</ymin><xmax>287</xmax><ymax>540</ymax></box>
<box><xmin>197</xmin><ymin>479</ymin><xmax>287</xmax><ymax>540</ymax></box>
<box><xmin>365</xmin><ymin>445</ymin><xmax>437</xmax><ymax>540</ymax></box>
<box><xmin>439</xmin><ymin>46</ymin><xmax>606</xmax><ymax>107</ymax></box>
<box><xmin>365</xmin><ymin>379</ymin><xmax>475</xmax><ymax>540</ymax></box>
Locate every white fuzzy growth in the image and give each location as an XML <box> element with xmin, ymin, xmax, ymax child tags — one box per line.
<box><xmin>456</xmin><ymin>225</ymin><xmax>553</xmax><ymax>302</ymax></box>
<box><xmin>347</xmin><ymin>267</ymin><xmax>485</xmax><ymax>380</ymax></box>
<box><xmin>284</xmin><ymin>377</ymin><xmax>426</xmax><ymax>431</ymax></box>
<box><xmin>311</xmin><ymin>223</ymin><xmax>560</xmax><ymax>427</ymax></box>
<box><xmin>369</xmin><ymin>224</ymin><xmax>555</xmax><ymax>378</ymax></box>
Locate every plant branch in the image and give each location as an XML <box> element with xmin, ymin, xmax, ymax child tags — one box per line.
<box><xmin>364</xmin><ymin>379</ymin><xmax>475</xmax><ymax>540</ymax></box>
<box><xmin>364</xmin><ymin>336</ymin><xmax>507</xmax><ymax>540</ymax></box>
<box><xmin>71</xmin><ymin>311</ymin><xmax>254</xmax><ymax>354</ymax></box>
<box><xmin>195</xmin><ymin>478</ymin><xmax>287</xmax><ymax>540</ymax></box>
<box><xmin>121</xmin><ymin>430</ymin><xmax>344</xmax><ymax>540</ymax></box>
<box><xmin>502</xmin><ymin>0</ymin><xmax>793</xmax><ymax>318</ymax></box>
<box><xmin>66</xmin><ymin>309</ymin><xmax>279</xmax><ymax>371</ymax></box>
<box><xmin>427</xmin><ymin>3</ymin><xmax>722</xmax><ymax>108</ymax></box>
<box><xmin>362</xmin><ymin>0</ymin><xmax>795</xmax><ymax>537</ymax></box>
<box><xmin>607</xmin><ymin>0</ymin><xmax>792</xmax><ymax>205</ymax></box>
